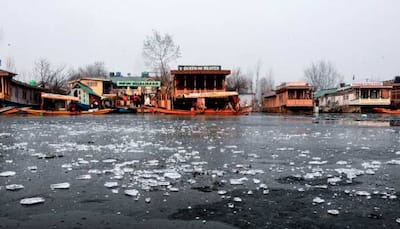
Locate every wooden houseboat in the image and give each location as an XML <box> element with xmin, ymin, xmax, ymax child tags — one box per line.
<box><xmin>154</xmin><ymin>65</ymin><xmax>248</xmax><ymax>115</ymax></box>
<box><xmin>0</xmin><ymin>69</ymin><xmax>45</xmax><ymax>109</ymax></box>
<box><xmin>315</xmin><ymin>82</ymin><xmax>392</xmax><ymax>113</ymax></box>
<box><xmin>262</xmin><ymin>82</ymin><xmax>314</xmax><ymax>113</ymax></box>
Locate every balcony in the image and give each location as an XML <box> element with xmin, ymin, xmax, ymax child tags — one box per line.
<box><xmin>349</xmin><ymin>98</ymin><xmax>390</xmax><ymax>106</ymax></box>
<box><xmin>286</xmin><ymin>99</ymin><xmax>314</xmax><ymax>107</ymax></box>
<box><xmin>175</xmin><ymin>88</ymin><xmax>226</xmax><ymax>97</ymax></box>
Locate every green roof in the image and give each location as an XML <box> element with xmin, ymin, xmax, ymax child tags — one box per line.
<box><xmin>314</xmin><ymin>88</ymin><xmax>338</xmax><ymax>98</ymax></box>
<box><xmin>78</xmin><ymin>83</ymin><xmax>100</xmax><ymax>97</ymax></box>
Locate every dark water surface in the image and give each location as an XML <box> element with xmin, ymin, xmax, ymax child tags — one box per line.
<box><xmin>1</xmin><ymin>114</ymin><xmax>400</xmax><ymax>228</ymax></box>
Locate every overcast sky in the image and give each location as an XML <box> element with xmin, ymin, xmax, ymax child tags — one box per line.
<box><xmin>1</xmin><ymin>0</ymin><xmax>399</xmax><ymax>83</ymax></box>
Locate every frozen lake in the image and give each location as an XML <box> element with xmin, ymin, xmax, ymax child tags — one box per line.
<box><xmin>1</xmin><ymin>113</ymin><xmax>400</xmax><ymax>228</ymax></box>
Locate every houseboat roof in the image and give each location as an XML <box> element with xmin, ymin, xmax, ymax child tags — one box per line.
<box><xmin>41</xmin><ymin>92</ymin><xmax>80</xmax><ymax>102</ymax></box>
<box><xmin>76</xmin><ymin>82</ymin><xmax>101</xmax><ymax>97</ymax></box>
<box><xmin>0</xmin><ymin>69</ymin><xmax>17</xmax><ymax>77</ymax></box>
<box><xmin>68</xmin><ymin>77</ymin><xmax>111</xmax><ymax>84</ymax></box>
<box><xmin>171</xmin><ymin>65</ymin><xmax>230</xmax><ymax>75</ymax></box>
<box><xmin>314</xmin><ymin>88</ymin><xmax>339</xmax><ymax>98</ymax></box>
<box><xmin>176</xmin><ymin>91</ymin><xmax>238</xmax><ymax>98</ymax></box>
<box><xmin>11</xmin><ymin>79</ymin><xmax>46</xmax><ymax>91</ymax></box>
<box><xmin>276</xmin><ymin>82</ymin><xmax>313</xmax><ymax>90</ymax></box>
<box><xmin>350</xmin><ymin>82</ymin><xmax>392</xmax><ymax>89</ymax></box>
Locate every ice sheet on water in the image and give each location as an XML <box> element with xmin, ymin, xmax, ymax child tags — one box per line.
<box><xmin>355</xmin><ymin>191</ymin><xmax>370</xmax><ymax>196</ymax></box>
<box><xmin>240</xmin><ymin>169</ymin><xmax>264</xmax><ymax>175</ymax></box>
<box><xmin>336</xmin><ymin>161</ymin><xmax>348</xmax><ymax>165</ymax></box>
<box><xmin>50</xmin><ymin>182</ymin><xmax>70</xmax><ymax>190</ymax></box>
<box><xmin>102</xmin><ymin>159</ymin><xmax>117</xmax><ymax>163</ymax></box>
<box><xmin>0</xmin><ymin>171</ymin><xmax>16</xmax><ymax>177</ymax></box>
<box><xmin>20</xmin><ymin>197</ymin><xmax>45</xmax><ymax>205</ymax></box>
<box><xmin>304</xmin><ymin>172</ymin><xmax>322</xmax><ymax>179</ymax></box>
<box><xmin>6</xmin><ymin>184</ymin><xmax>24</xmax><ymax>191</ymax></box>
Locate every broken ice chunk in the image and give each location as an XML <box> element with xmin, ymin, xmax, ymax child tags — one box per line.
<box><xmin>233</xmin><ymin>197</ymin><xmax>242</xmax><ymax>202</ymax></box>
<box><xmin>313</xmin><ymin>197</ymin><xmax>325</xmax><ymax>204</ymax></box>
<box><xmin>230</xmin><ymin>177</ymin><xmax>248</xmax><ymax>185</ymax></box>
<box><xmin>76</xmin><ymin>175</ymin><xmax>92</xmax><ymax>180</ymax></box>
<box><xmin>102</xmin><ymin>159</ymin><xmax>117</xmax><ymax>163</ymax></box>
<box><xmin>124</xmin><ymin>189</ymin><xmax>139</xmax><ymax>196</ymax></box>
<box><xmin>164</xmin><ymin>172</ymin><xmax>182</xmax><ymax>179</ymax></box>
<box><xmin>6</xmin><ymin>184</ymin><xmax>24</xmax><ymax>191</ymax></box>
<box><xmin>218</xmin><ymin>190</ymin><xmax>227</xmax><ymax>195</ymax></box>
<box><xmin>396</xmin><ymin>218</ymin><xmax>400</xmax><ymax>224</ymax></box>
<box><xmin>145</xmin><ymin>197</ymin><xmax>151</xmax><ymax>203</ymax></box>
<box><xmin>327</xmin><ymin>177</ymin><xmax>341</xmax><ymax>185</ymax></box>
<box><xmin>327</xmin><ymin>209</ymin><xmax>339</xmax><ymax>215</ymax></box>
<box><xmin>20</xmin><ymin>197</ymin><xmax>45</xmax><ymax>205</ymax></box>
<box><xmin>50</xmin><ymin>182</ymin><xmax>70</xmax><ymax>190</ymax></box>
<box><xmin>104</xmin><ymin>182</ymin><xmax>119</xmax><ymax>188</ymax></box>
<box><xmin>355</xmin><ymin>191</ymin><xmax>370</xmax><ymax>196</ymax></box>
<box><xmin>0</xmin><ymin>171</ymin><xmax>16</xmax><ymax>177</ymax></box>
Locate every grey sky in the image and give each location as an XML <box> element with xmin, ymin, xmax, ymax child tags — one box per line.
<box><xmin>1</xmin><ymin>0</ymin><xmax>399</xmax><ymax>84</ymax></box>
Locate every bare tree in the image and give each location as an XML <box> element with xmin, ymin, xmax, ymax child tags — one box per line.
<box><xmin>304</xmin><ymin>60</ymin><xmax>343</xmax><ymax>90</ymax></box>
<box><xmin>33</xmin><ymin>58</ymin><xmax>68</xmax><ymax>93</ymax></box>
<box><xmin>258</xmin><ymin>69</ymin><xmax>275</xmax><ymax>102</ymax></box>
<box><xmin>142</xmin><ymin>30</ymin><xmax>181</xmax><ymax>92</ymax></box>
<box><xmin>5</xmin><ymin>56</ymin><xmax>16</xmax><ymax>72</ymax></box>
<box><xmin>226</xmin><ymin>67</ymin><xmax>252</xmax><ymax>93</ymax></box>
<box><xmin>68</xmin><ymin>61</ymin><xmax>108</xmax><ymax>80</ymax></box>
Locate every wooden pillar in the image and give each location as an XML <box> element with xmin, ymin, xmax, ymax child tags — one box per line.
<box><xmin>194</xmin><ymin>75</ymin><xmax>196</xmax><ymax>90</ymax></box>
<box><xmin>204</xmin><ymin>77</ymin><xmax>207</xmax><ymax>92</ymax></box>
<box><xmin>214</xmin><ymin>76</ymin><xmax>216</xmax><ymax>90</ymax></box>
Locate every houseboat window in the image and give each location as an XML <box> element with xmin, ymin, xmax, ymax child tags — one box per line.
<box><xmin>355</xmin><ymin>89</ymin><xmax>360</xmax><ymax>99</ymax></box>
<box><xmin>0</xmin><ymin>79</ymin><xmax>2</xmax><ymax>93</ymax></box>
<box><xmin>196</xmin><ymin>75</ymin><xmax>204</xmax><ymax>89</ymax></box>
<box><xmin>361</xmin><ymin>89</ymin><xmax>369</xmax><ymax>99</ymax></box>
<box><xmin>206</xmin><ymin>77</ymin><xmax>214</xmax><ymax>90</ymax></box>
<box><xmin>74</xmin><ymin>90</ymin><xmax>78</xmax><ymax>97</ymax></box>
<box><xmin>186</xmin><ymin>77</ymin><xmax>194</xmax><ymax>90</ymax></box>
<box><xmin>22</xmin><ymin>90</ymin><xmax>27</xmax><ymax>99</ymax></box>
<box><xmin>16</xmin><ymin>88</ymin><xmax>19</xmax><ymax>97</ymax></box>
<box><xmin>175</xmin><ymin>76</ymin><xmax>185</xmax><ymax>90</ymax></box>
<box><xmin>216</xmin><ymin>78</ymin><xmax>224</xmax><ymax>90</ymax></box>
<box><xmin>370</xmin><ymin>89</ymin><xmax>378</xmax><ymax>99</ymax></box>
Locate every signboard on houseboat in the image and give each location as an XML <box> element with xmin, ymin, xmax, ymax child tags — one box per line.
<box><xmin>116</xmin><ymin>81</ymin><xmax>161</xmax><ymax>87</ymax></box>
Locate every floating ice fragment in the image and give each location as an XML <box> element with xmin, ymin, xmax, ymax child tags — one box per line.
<box><xmin>335</xmin><ymin>168</ymin><xmax>364</xmax><ymax>180</ymax></box>
<box><xmin>230</xmin><ymin>177</ymin><xmax>248</xmax><ymax>185</ymax></box>
<box><xmin>20</xmin><ymin>197</ymin><xmax>45</xmax><ymax>205</ymax></box>
<box><xmin>313</xmin><ymin>197</ymin><xmax>325</xmax><ymax>204</ymax></box>
<box><xmin>27</xmin><ymin>166</ymin><xmax>38</xmax><ymax>171</ymax></box>
<box><xmin>0</xmin><ymin>171</ymin><xmax>16</xmax><ymax>177</ymax></box>
<box><xmin>304</xmin><ymin>172</ymin><xmax>322</xmax><ymax>179</ymax></box>
<box><xmin>228</xmin><ymin>203</ymin><xmax>234</xmax><ymax>208</ymax></box>
<box><xmin>253</xmin><ymin>178</ymin><xmax>261</xmax><ymax>184</ymax></box>
<box><xmin>124</xmin><ymin>189</ymin><xmax>139</xmax><ymax>196</ymax></box>
<box><xmin>6</xmin><ymin>184</ymin><xmax>24</xmax><ymax>191</ymax></box>
<box><xmin>355</xmin><ymin>191</ymin><xmax>370</xmax><ymax>196</ymax></box>
<box><xmin>145</xmin><ymin>197</ymin><xmax>151</xmax><ymax>203</ymax></box>
<box><xmin>263</xmin><ymin>190</ymin><xmax>270</xmax><ymax>195</ymax></box>
<box><xmin>233</xmin><ymin>197</ymin><xmax>242</xmax><ymax>202</ymax></box>
<box><xmin>102</xmin><ymin>159</ymin><xmax>117</xmax><ymax>163</ymax></box>
<box><xmin>61</xmin><ymin>164</ymin><xmax>72</xmax><ymax>169</ymax></box>
<box><xmin>327</xmin><ymin>209</ymin><xmax>339</xmax><ymax>215</ymax></box>
<box><xmin>309</xmin><ymin>161</ymin><xmax>328</xmax><ymax>165</ymax></box>
<box><xmin>247</xmin><ymin>190</ymin><xmax>253</xmax><ymax>195</ymax></box>
<box><xmin>396</xmin><ymin>218</ymin><xmax>400</xmax><ymax>224</ymax></box>
<box><xmin>104</xmin><ymin>182</ymin><xmax>119</xmax><ymax>188</ymax></box>
<box><xmin>50</xmin><ymin>182</ymin><xmax>70</xmax><ymax>190</ymax></box>
<box><xmin>88</xmin><ymin>169</ymin><xmax>102</xmax><ymax>174</ymax></box>
<box><xmin>225</xmin><ymin>145</ymin><xmax>238</xmax><ymax>149</ymax></box>
<box><xmin>218</xmin><ymin>190</ymin><xmax>227</xmax><ymax>195</ymax></box>
<box><xmin>336</xmin><ymin>161</ymin><xmax>348</xmax><ymax>165</ymax></box>
<box><xmin>327</xmin><ymin>177</ymin><xmax>341</xmax><ymax>185</ymax></box>
<box><xmin>168</xmin><ymin>187</ymin><xmax>179</xmax><ymax>192</ymax></box>
<box><xmin>76</xmin><ymin>175</ymin><xmax>92</xmax><ymax>180</ymax></box>
<box><xmin>386</xmin><ymin>160</ymin><xmax>400</xmax><ymax>165</ymax></box>
<box><xmin>164</xmin><ymin>172</ymin><xmax>181</xmax><ymax>179</ymax></box>
<box><xmin>240</xmin><ymin>169</ymin><xmax>264</xmax><ymax>175</ymax></box>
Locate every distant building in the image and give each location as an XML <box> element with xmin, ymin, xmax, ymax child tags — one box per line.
<box><xmin>315</xmin><ymin>82</ymin><xmax>391</xmax><ymax>113</ymax></box>
<box><xmin>262</xmin><ymin>82</ymin><xmax>314</xmax><ymax>113</ymax></box>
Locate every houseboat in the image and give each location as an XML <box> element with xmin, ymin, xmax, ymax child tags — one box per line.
<box><xmin>0</xmin><ymin>69</ymin><xmax>45</xmax><ymax>109</ymax></box>
<box><xmin>262</xmin><ymin>82</ymin><xmax>314</xmax><ymax>114</ymax></box>
<box><xmin>315</xmin><ymin>82</ymin><xmax>392</xmax><ymax>113</ymax></box>
<box><xmin>149</xmin><ymin>65</ymin><xmax>249</xmax><ymax>115</ymax></box>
